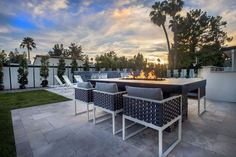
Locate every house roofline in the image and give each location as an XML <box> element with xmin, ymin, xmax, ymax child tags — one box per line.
<box><xmin>221</xmin><ymin>46</ymin><xmax>236</xmax><ymax>51</ymax></box>
<box><xmin>33</xmin><ymin>55</ymin><xmax>84</xmax><ymax>65</ymax></box>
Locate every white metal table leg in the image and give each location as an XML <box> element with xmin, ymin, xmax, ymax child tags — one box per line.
<box><xmin>159</xmin><ymin>130</ymin><xmax>163</xmax><ymax>157</ymax></box>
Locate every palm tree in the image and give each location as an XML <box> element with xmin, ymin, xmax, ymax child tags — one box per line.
<box><xmin>164</xmin><ymin>0</ymin><xmax>184</xmax><ymax>69</ymax></box>
<box><xmin>20</xmin><ymin>37</ymin><xmax>36</xmax><ymax>64</ymax></box>
<box><xmin>150</xmin><ymin>2</ymin><xmax>171</xmax><ymax>68</ymax></box>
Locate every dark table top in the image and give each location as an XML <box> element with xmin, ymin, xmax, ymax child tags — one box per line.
<box><xmin>89</xmin><ymin>78</ymin><xmax>206</xmax><ymax>86</ymax></box>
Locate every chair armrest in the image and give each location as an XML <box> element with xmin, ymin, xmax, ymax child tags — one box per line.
<box><xmin>93</xmin><ymin>90</ymin><xmax>127</xmax><ymax>95</ymax></box>
<box><xmin>74</xmin><ymin>88</ymin><xmax>94</xmax><ymax>103</ymax></box>
<box><xmin>123</xmin><ymin>94</ymin><xmax>181</xmax><ymax>104</ymax></box>
<box><xmin>93</xmin><ymin>90</ymin><xmax>126</xmax><ymax>111</ymax></box>
<box><xmin>74</xmin><ymin>87</ymin><xmax>95</xmax><ymax>90</ymax></box>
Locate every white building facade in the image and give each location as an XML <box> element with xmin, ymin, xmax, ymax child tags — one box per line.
<box><xmin>33</xmin><ymin>55</ymin><xmax>84</xmax><ymax>66</ymax></box>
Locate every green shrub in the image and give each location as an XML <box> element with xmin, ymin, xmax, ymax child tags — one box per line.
<box><xmin>17</xmin><ymin>54</ymin><xmax>28</xmax><ymax>89</ymax></box>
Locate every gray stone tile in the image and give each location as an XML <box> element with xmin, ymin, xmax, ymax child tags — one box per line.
<box><xmin>32</xmin><ymin>112</ymin><xmax>54</xmax><ymax>120</ymax></box>
<box><xmin>15</xmin><ymin>135</ymin><xmax>29</xmax><ymax>145</ymax></box>
<box><xmin>43</xmin><ymin>126</ymin><xmax>73</xmax><ymax>143</ymax></box>
<box><xmin>17</xmin><ymin>150</ymin><xmax>34</xmax><ymax>157</ymax></box>
<box><xmin>27</xmin><ymin>130</ymin><xmax>49</xmax><ymax>150</ymax></box>
<box><xmin>15</xmin><ymin>141</ymin><xmax>32</xmax><ymax>155</ymax></box>
<box><xmin>11</xmin><ymin>91</ymin><xmax>236</xmax><ymax>157</ymax></box>
<box><xmin>169</xmin><ymin>142</ymin><xmax>225</xmax><ymax>157</ymax></box>
<box><xmin>33</xmin><ymin>140</ymin><xmax>76</xmax><ymax>157</ymax></box>
<box><xmin>211</xmin><ymin>134</ymin><xmax>236</xmax><ymax>157</ymax></box>
<box><xmin>14</xmin><ymin>127</ymin><xmax>27</xmax><ymax>139</ymax></box>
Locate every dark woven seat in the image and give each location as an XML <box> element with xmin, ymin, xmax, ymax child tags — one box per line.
<box><xmin>75</xmin><ymin>87</ymin><xmax>93</xmax><ymax>103</ymax></box>
<box><xmin>123</xmin><ymin>95</ymin><xmax>181</xmax><ymax>127</ymax></box>
<box><xmin>122</xmin><ymin>94</ymin><xmax>182</xmax><ymax>157</ymax></box>
<box><xmin>93</xmin><ymin>89</ymin><xmax>126</xmax><ymax>135</ymax></box>
<box><xmin>93</xmin><ymin>90</ymin><xmax>124</xmax><ymax>111</ymax></box>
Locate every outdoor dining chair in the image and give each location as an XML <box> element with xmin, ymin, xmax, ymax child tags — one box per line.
<box><xmin>122</xmin><ymin>86</ymin><xmax>182</xmax><ymax>157</ymax></box>
<box><xmin>93</xmin><ymin>82</ymin><xmax>126</xmax><ymax>135</ymax></box>
<box><xmin>74</xmin><ymin>82</ymin><xmax>94</xmax><ymax>121</ymax></box>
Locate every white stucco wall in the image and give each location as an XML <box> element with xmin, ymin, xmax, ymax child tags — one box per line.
<box><xmin>2</xmin><ymin>66</ymin><xmax>87</xmax><ymax>90</ymax></box>
<box><xmin>198</xmin><ymin>66</ymin><xmax>236</xmax><ymax>102</ymax></box>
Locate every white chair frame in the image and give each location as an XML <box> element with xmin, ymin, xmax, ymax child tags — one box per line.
<box><xmin>122</xmin><ymin>95</ymin><xmax>182</xmax><ymax>157</ymax></box>
<box><xmin>93</xmin><ymin>91</ymin><xmax>128</xmax><ymax>135</ymax></box>
<box><xmin>74</xmin><ymin>99</ymin><xmax>93</xmax><ymax>121</ymax></box>
<box><xmin>54</xmin><ymin>75</ymin><xmax>65</xmax><ymax>86</ymax></box>
<box><xmin>62</xmin><ymin>75</ymin><xmax>77</xmax><ymax>87</ymax></box>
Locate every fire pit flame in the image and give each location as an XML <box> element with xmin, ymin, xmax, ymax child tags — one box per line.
<box><xmin>125</xmin><ymin>70</ymin><xmax>164</xmax><ymax>81</ymax></box>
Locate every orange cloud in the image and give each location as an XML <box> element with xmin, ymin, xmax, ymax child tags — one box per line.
<box><xmin>112</xmin><ymin>8</ymin><xmax>132</xmax><ymax>18</ymax></box>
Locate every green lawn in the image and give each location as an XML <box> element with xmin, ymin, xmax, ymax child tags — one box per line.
<box><xmin>0</xmin><ymin>90</ymin><xmax>70</xmax><ymax>157</ymax></box>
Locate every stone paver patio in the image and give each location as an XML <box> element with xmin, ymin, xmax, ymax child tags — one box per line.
<box><xmin>12</xmin><ymin>88</ymin><xmax>236</xmax><ymax>157</ymax></box>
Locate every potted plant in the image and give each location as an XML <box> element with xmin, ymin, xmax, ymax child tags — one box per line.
<box><xmin>40</xmin><ymin>56</ymin><xmax>49</xmax><ymax>87</ymax></box>
<box><xmin>57</xmin><ymin>57</ymin><xmax>66</xmax><ymax>82</ymax></box>
<box><xmin>0</xmin><ymin>56</ymin><xmax>4</xmax><ymax>90</ymax></box>
<box><xmin>17</xmin><ymin>54</ymin><xmax>28</xmax><ymax>89</ymax></box>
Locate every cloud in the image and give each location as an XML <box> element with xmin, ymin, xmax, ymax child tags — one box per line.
<box><xmin>0</xmin><ymin>0</ymin><xmax>235</xmax><ymax>63</ymax></box>
<box><xmin>27</xmin><ymin>0</ymin><xmax>69</xmax><ymax>16</ymax></box>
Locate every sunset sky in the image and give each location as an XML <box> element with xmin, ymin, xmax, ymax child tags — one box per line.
<box><xmin>0</xmin><ymin>0</ymin><xmax>236</xmax><ymax>63</ymax></box>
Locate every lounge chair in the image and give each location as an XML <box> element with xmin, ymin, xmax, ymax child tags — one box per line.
<box><xmin>74</xmin><ymin>75</ymin><xmax>84</xmax><ymax>83</ymax></box>
<box><xmin>99</xmin><ymin>73</ymin><xmax>107</xmax><ymax>79</ymax></box>
<box><xmin>122</xmin><ymin>86</ymin><xmax>182</xmax><ymax>157</ymax></box>
<box><xmin>93</xmin><ymin>82</ymin><xmax>126</xmax><ymax>135</ymax></box>
<box><xmin>54</xmin><ymin>75</ymin><xmax>65</xmax><ymax>86</ymax></box>
<box><xmin>62</xmin><ymin>75</ymin><xmax>77</xmax><ymax>87</ymax></box>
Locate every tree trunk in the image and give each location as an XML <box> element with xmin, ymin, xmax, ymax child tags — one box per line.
<box><xmin>27</xmin><ymin>49</ymin><xmax>30</xmax><ymax>64</ymax></box>
<box><xmin>172</xmin><ymin>16</ymin><xmax>178</xmax><ymax>70</ymax></box>
<box><xmin>162</xmin><ymin>24</ymin><xmax>172</xmax><ymax>69</ymax></box>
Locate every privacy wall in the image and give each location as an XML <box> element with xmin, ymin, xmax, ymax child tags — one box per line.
<box><xmin>2</xmin><ymin>65</ymin><xmax>93</xmax><ymax>90</ymax></box>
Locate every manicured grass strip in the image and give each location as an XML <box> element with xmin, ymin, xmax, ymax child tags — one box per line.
<box><xmin>0</xmin><ymin>90</ymin><xmax>70</xmax><ymax>157</ymax></box>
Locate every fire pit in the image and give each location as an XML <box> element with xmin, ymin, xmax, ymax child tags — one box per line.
<box><xmin>122</xmin><ymin>70</ymin><xmax>165</xmax><ymax>81</ymax></box>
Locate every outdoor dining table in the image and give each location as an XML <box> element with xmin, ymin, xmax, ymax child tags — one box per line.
<box><xmin>89</xmin><ymin>78</ymin><xmax>207</xmax><ymax>120</ymax></box>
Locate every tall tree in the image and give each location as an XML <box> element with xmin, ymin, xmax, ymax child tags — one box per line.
<box><xmin>8</xmin><ymin>48</ymin><xmax>21</xmax><ymax>64</ymax></box>
<box><xmin>150</xmin><ymin>1</ymin><xmax>171</xmax><ymax>68</ymax></box>
<box><xmin>40</xmin><ymin>56</ymin><xmax>49</xmax><ymax>87</ymax></box>
<box><xmin>134</xmin><ymin>53</ymin><xmax>145</xmax><ymax>70</ymax></box>
<box><xmin>83</xmin><ymin>55</ymin><xmax>90</xmax><ymax>71</ymax></box>
<box><xmin>57</xmin><ymin>57</ymin><xmax>66</xmax><ymax>82</ymax></box>
<box><xmin>95</xmin><ymin>51</ymin><xmax>117</xmax><ymax>70</ymax></box>
<box><xmin>20</xmin><ymin>37</ymin><xmax>36</xmax><ymax>64</ymax></box>
<box><xmin>48</xmin><ymin>44</ymin><xmax>65</xmax><ymax>57</ymax></box>
<box><xmin>68</xmin><ymin>43</ymin><xmax>85</xmax><ymax>60</ymax></box>
<box><xmin>175</xmin><ymin>9</ymin><xmax>232</xmax><ymax>68</ymax></box>
<box><xmin>164</xmin><ymin>0</ymin><xmax>184</xmax><ymax>69</ymax></box>
<box><xmin>17</xmin><ymin>53</ymin><xmax>28</xmax><ymax>89</ymax></box>
<box><xmin>0</xmin><ymin>51</ymin><xmax>6</xmax><ymax>90</ymax></box>
<box><xmin>71</xmin><ymin>58</ymin><xmax>78</xmax><ymax>82</ymax></box>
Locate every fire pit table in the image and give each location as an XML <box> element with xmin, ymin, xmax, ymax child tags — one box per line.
<box><xmin>89</xmin><ymin>78</ymin><xmax>206</xmax><ymax>120</ymax></box>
